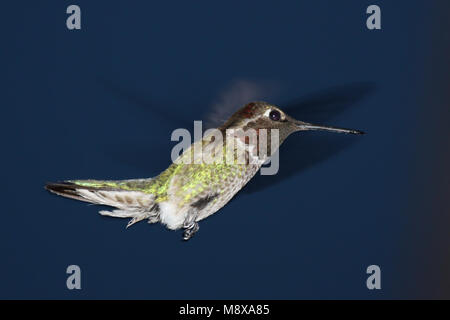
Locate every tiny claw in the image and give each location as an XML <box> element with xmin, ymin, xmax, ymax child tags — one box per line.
<box><xmin>182</xmin><ymin>222</ymin><xmax>199</xmax><ymax>241</ymax></box>
<box><xmin>126</xmin><ymin>216</ymin><xmax>144</xmax><ymax>229</ymax></box>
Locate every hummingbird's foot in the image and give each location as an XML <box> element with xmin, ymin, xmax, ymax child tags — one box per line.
<box><xmin>182</xmin><ymin>222</ymin><xmax>199</xmax><ymax>241</ymax></box>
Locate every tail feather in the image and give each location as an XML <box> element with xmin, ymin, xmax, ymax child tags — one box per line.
<box><xmin>45</xmin><ymin>182</ymin><xmax>90</xmax><ymax>202</ymax></box>
<box><xmin>45</xmin><ymin>180</ymin><xmax>158</xmax><ymax>227</ymax></box>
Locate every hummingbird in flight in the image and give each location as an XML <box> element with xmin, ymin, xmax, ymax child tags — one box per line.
<box><xmin>46</xmin><ymin>101</ymin><xmax>364</xmax><ymax>240</ymax></box>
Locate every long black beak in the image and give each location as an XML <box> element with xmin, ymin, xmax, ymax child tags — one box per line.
<box><xmin>295</xmin><ymin>120</ymin><xmax>365</xmax><ymax>135</ymax></box>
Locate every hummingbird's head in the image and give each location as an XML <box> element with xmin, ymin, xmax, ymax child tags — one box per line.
<box><xmin>221</xmin><ymin>101</ymin><xmax>364</xmax><ymax>146</ymax></box>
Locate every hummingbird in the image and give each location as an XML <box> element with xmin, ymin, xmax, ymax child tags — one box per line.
<box><xmin>46</xmin><ymin>101</ymin><xmax>364</xmax><ymax>240</ymax></box>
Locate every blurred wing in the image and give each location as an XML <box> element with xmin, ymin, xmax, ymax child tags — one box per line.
<box><xmin>204</xmin><ymin>79</ymin><xmax>280</xmax><ymax>129</ymax></box>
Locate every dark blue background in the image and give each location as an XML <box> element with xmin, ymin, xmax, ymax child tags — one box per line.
<box><xmin>1</xmin><ymin>1</ymin><xmax>448</xmax><ymax>299</ymax></box>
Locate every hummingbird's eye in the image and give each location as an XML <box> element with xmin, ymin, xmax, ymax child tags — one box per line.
<box><xmin>269</xmin><ymin>110</ymin><xmax>281</xmax><ymax>121</ymax></box>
